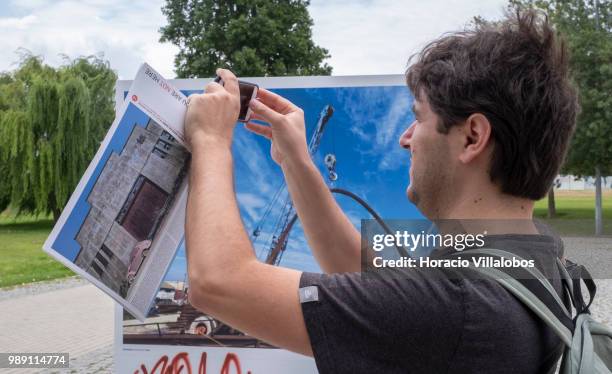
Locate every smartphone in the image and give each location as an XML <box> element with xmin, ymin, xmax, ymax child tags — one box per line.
<box><xmin>214</xmin><ymin>76</ymin><xmax>259</xmax><ymax>122</ymax></box>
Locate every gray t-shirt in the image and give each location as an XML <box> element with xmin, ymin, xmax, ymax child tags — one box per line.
<box><xmin>299</xmin><ymin>234</ymin><xmax>565</xmax><ymax>373</ymax></box>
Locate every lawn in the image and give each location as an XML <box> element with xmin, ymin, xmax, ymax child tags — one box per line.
<box><xmin>533</xmin><ymin>190</ymin><xmax>612</xmax><ymax>236</ymax></box>
<box><xmin>0</xmin><ymin>211</ymin><xmax>74</xmax><ymax>288</ymax></box>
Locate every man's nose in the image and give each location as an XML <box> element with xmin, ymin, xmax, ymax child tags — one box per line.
<box><xmin>399</xmin><ymin>122</ymin><xmax>415</xmax><ymax>150</ymax></box>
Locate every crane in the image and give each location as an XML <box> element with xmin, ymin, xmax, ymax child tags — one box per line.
<box><xmin>258</xmin><ymin>105</ymin><xmax>335</xmax><ymax>265</ymax></box>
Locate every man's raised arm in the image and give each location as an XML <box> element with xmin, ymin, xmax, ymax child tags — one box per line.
<box><xmin>246</xmin><ymin>89</ymin><xmax>361</xmax><ymax>273</ymax></box>
<box><xmin>184</xmin><ymin>70</ymin><xmax>311</xmax><ymax>355</ymax></box>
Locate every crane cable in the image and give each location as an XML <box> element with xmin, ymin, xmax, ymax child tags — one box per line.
<box><xmin>330</xmin><ymin>188</ymin><xmax>410</xmax><ymax>259</ymax></box>
<box><xmin>251</xmin><ymin>180</ymin><xmax>284</xmax><ymax>239</ymax></box>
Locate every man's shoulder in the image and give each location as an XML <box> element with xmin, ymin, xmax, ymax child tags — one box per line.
<box><xmin>299</xmin><ymin>234</ymin><xmax>564</xmax><ymax>373</ymax></box>
<box><xmin>300</xmin><ymin>265</ymin><xmax>468</xmax><ymax>319</ymax></box>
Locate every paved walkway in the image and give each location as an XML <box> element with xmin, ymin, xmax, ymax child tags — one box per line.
<box><xmin>0</xmin><ymin>278</ymin><xmax>114</xmax><ymax>373</ymax></box>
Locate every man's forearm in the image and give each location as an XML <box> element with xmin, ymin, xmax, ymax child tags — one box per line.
<box><xmin>182</xmin><ymin>75</ymin><xmax>312</xmax><ymax>355</ymax></box>
<box><xmin>281</xmin><ymin>155</ymin><xmax>361</xmax><ymax>273</ymax></box>
<box><xmin>185</xmin><ymin>136</ymin><xmax>256</xmax><ymax>292</ymax></box>
<box><xmin>184</xmin><ymin>138</ymin><xmax>312</xmax><ymax>354</ymax></box>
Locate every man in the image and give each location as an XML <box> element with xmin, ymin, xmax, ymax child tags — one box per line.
<box><xmin>184</xmin><ymin>9</ymin><xmax>577</xmax><ymax>373</ymax></box>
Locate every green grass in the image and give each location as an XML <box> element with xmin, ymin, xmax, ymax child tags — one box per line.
<box><xmin>533</xmin><ymin>191</ymin><xmax>612</xmax><ymax>236</ymax></box>
<box><xmin>0</xmin><ymin>211</ymin><xmax>74</xmax><ymax>288</ymax></box>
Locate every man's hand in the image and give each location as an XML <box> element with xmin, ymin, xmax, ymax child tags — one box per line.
<box><xmin>245</xmin><ymin>88</ymin><xmax>310</xmax><ymax>166</ymax></box>
<box><xmin>246</xmin><ymin>88</ymin><xmax>361</xmax><ymax>273</ymax></box>
<box><xmin>185</xmin><ymin>68</ymin><xmax>240</xmax><ymax>149</ymax></box>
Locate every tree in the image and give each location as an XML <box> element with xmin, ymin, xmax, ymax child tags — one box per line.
<box><xmin>0</xmin><ymin>54</ymin><xmax>52</xmax><ymax>214</ymax></box>
<box><xmin>507</xmin><ymin>0</ymin><xmax>612</xmax><ymax>234</ymax></box>
<box><xmin>159</xmin><ymin>0</ymin><xmax>332</xmax><ymax>77</ymax></box>
<box><xmin>0</xmin><ymin>54</ymin><xmax>117</xmax><ymax>220</ymax></box>
<box><xmin>548</xmin><ymin>182</ymin><xmax>557</xmax><ymax>218</ymax></box>
<box><xmin>62</xmin><ymin>56</ymin><xmax>117</xmax><ymax>159</ymax></box>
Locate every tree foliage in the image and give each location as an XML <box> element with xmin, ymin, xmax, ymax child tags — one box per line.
<box><xmin>500</xmin><ymin>1</ymin><xmax>611</xmax><ymax>232</ymax></box>
<box><xmin>508</xmin><ymin>0</ymin><xmax>612</xmax><ymax>177</ymax></box>
<box><xmin>0</xmin><ymin>54</ymin><xmax>117</xmax><ymax>220</ymax></box>
<box><xmin>160</xmin><ymin>0</ymin><xmax>332</xmax><ymax>77</ymax></box>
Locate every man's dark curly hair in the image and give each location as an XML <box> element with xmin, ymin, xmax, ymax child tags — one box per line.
<box><xmin>405</xmin><ymin>9</ymin><xmax>578</xmax><ymax>200</ymax></box>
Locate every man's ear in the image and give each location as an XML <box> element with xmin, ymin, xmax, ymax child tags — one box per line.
<box><xmin>458</xmin><ymin>113</ymin><xmax>492</xmax><ymax>164</ymax></box>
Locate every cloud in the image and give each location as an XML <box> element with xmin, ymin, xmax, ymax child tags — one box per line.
<box><xmin>343</xmin><ymin>209</ymin><xmax>364</xmax><ymax>229</ymax></box>
<box><xmin>0</xmin><ymin>0</ymin><xmax>177</xmax><ymax>78</ymax></box>
<box><xmin>376</xmin><ymin>93</ymin><xmax>412</xmax><ymax>170</ymax></box>
<box><xmin>247</xmin><ymin>220</ymin><xmax>310</xmax><ymax>262</ymax></box>
<box><xmin>0</xmin><ymin>14</ymin><xmax>37</xmax><ymax>29</ymax></box>
<box><xmin>0</xmin><ymin>0</ymin><xmax>508</xmax><ymax>79</ymax></box>
<box><xmin>308</xmin><ymin>0</ymin><xmax>507</xmax><ymax>75</ymax></box>
<box><xmin>233</xmin><ymin>129</ymin><xmax>278</xmax><ymax>195</ymax></box>
<box><xmin>9</xmin><ymin>0</ymin><xmax>53</xmax><ymax>9</ymax></box>
<box><xmin>335</xmin><ymin>87</ymin><xmax>412</xmax><ymax>171</ymax></box>
<box><xmin>280</xmin><ymin>227</ymin><xmax>321</xmax><ymax>272</ymax></box>
<box><xmin>236</xmin><ymin>192</ymin><xmax>268</xmax><ymax>222</ymax></box>
<box><xmin>280</xmin><ymin>250</ymin><xmax>321</xmax><ymax>273</ymax></box>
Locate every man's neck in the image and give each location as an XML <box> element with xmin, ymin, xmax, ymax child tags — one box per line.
<box><xmin>432</xmin><ymin>183</ymin><xmax>539</xmax><ymax>236</ymax></box>
<box><xmin>445</xmin><ymin>191</ymin><xmax>534</xmax><ymax>220</ymax></box>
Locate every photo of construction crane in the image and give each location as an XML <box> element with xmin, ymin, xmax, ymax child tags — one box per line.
<box><xmin>122</xmin><ymin>82</ymin><xmax>424</xmax><ymax>347</ymax></box>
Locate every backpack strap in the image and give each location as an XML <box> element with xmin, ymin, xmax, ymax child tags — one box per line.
<box><xmin>466</xmin><ymin>248</ymin><xmax>571</xmax><ymax>317</ymax></box>
<box><xmin>563</xmin><ymin>259</ymin><xmax>597</xmax><ymax>316</ymax></box>
<box><xmin>470</xmin><ymin>264</ymin><xmax>572</xmax><ymax>345</ymax></box>
<box><xmin>451</xmin><ymin>248</ymin><xmax>574</xmax><ymax>332</ymax></box>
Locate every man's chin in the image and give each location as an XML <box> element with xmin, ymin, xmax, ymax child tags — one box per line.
<box><xmin>406</xmin><ymin>186</ymin><xmax>418</xmax><ymax>205</ymax></box>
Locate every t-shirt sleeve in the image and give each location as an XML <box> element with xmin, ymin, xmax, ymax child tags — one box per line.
<box><xmin>299</xmin><ymin>269</ymin><xmax>465</xmax><ymax>373</ymax></box>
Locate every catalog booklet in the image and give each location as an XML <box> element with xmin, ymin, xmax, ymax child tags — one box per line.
<box><xmin>44</xmin><ymin>63</ymin><xmax>190</xmax><ymax>321</ymax></box>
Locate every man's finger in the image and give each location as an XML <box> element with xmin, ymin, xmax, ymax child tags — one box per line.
<box><xmin>257</xmin><ymin>88</ymin><xmax>297</xmax><ymax>114</ymax></box>
<box><xmin>249</xmin><ymin>112</ymin><xmax>269</xmax><ymax>123</ymax></box>
<box><xmin>205</xmin><ymin>81</ymin><xmax>224</xmax><ymax>94</ymax></box>
<box><xmin>245</xmin><ymin>122</ymin><xmax>272</xmax><ymax>140</ymax></box>
<box><xmin>186</xmin><ymin>93</ymin><xmax>202</xmax><ymax>105</ymax></box>
<box><xmin>249</xmin><ymin>99</ymin><xmax>284</xmax><ymax>124</ymax></box>
<box><xmin>216</xmin><ymin>68</ymin><xmax>239</xmax><ymax>96</ymax></box>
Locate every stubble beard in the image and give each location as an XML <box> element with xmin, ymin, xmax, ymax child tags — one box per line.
<box><xmin>407</xmin><ymin>149</ymin><xmax>451</xmax><ymax>220</ymax></box>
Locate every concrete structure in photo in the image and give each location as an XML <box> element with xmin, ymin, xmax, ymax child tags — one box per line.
<box><xmin>75</xmin><ymin>119</ymin><xmax>189</xmax><ymax>296</ymax></box>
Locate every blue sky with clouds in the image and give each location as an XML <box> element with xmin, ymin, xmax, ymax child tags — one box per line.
<box><xmin>0</xmin><ymin>0</ymin><xmax>507</xmax><ymax>79</ymax></box>
<box><xmin>164</xmin><ymin>84</ymin><xmax>424</xmax><ymax>280</ymax></box>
